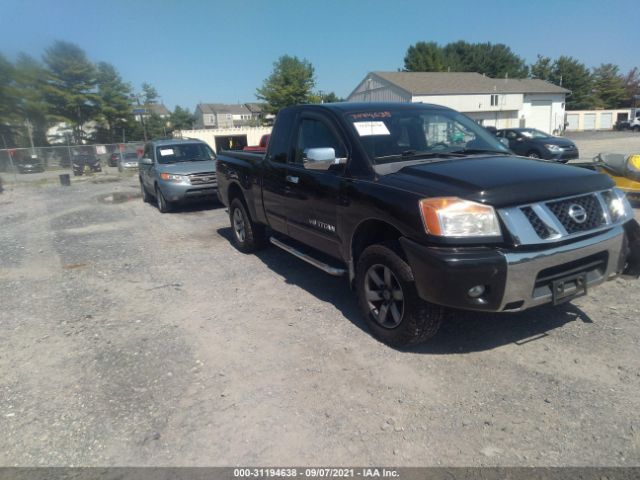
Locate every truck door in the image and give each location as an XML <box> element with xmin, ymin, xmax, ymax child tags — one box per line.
<box><xmin>284</xmin><ymin>113</ymin><xmax>347</xmax><ymax>259</ymax></box>
<box><xmin>261</xmin><ymin>109</ymin><xmax>295</xmax><ymax>234</ymax></box>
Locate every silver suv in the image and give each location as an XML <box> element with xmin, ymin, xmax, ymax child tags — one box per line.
<box><xmin>139</xmin><ymin>139</ymin><xmax>217</xmax><ymax>212</ymax></box>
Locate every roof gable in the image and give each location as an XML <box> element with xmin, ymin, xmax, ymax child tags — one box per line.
<box><xmin>368</xmin><ymin>71</ymin><xmax>570</xmax><ymax>95</ymax></box>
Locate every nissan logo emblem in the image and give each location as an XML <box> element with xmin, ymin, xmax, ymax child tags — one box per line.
<box><xmin>568</xmin><ymin>204</ymin><xmax>588</xmax><ymax>224</ymax></box>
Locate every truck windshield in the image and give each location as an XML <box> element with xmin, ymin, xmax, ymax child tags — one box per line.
<box><xmin>156</xmin><ymin>143</ymin><xmax>215</xmax><ymax>164</ymax></box>
<box><xmin>346</xmin><ymin>108</ymin><xmax>509</xmax><ymax>164</ymax></box>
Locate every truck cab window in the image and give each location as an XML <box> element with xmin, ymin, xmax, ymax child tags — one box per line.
<box><xmin>294</xmin><ymin>118</ymin><xmax>345</xmax><ymax>164</ymax></box>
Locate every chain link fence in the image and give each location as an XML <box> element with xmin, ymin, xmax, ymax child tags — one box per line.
<box><xmin>0</xmin><ymin>142</ymin><xmax>145</xmax><ymax>174</ymax></box>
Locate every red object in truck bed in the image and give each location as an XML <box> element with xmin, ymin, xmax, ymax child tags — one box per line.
<box><xmin>243</xmin><ymin>134</ymin><xmax>270</xmax><ymax>153</ymax></box>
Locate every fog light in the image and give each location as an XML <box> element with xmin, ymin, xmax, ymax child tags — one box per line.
<box><xmin>468</xmin><ymin>285</ymin><xmax>486</xmax><ymax>298</ymax></box>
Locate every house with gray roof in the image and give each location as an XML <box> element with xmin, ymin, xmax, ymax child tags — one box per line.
<box><xmin>194</xmin><ymin>103</ymin><xmax>258</xmax><ymax>129</ymax></box>
<box><xmin>348</xmin><ymin>72</ymin><xmax>570</xmax><ymax>134</ymax></box>
<box><xmin>132</xmin><ymin>103</ymin><xmax>170</xmax><ymax>121</ymax></box>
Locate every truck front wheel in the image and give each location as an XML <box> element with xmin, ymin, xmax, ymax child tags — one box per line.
<box><xmin>229</xmin><ymin>198</ymin><xmax>267</xmax><ymax>253</ymax></box>
<box><xmin>356</xmin><ymin>244</ymin><xmax>444</xmax><ymax>347</ymax></box>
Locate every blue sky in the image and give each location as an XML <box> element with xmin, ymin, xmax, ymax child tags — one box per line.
<box><xmin>1</xmin><ymin>0</ymin><xmax>638</xmax><ymax>110</ymax></box>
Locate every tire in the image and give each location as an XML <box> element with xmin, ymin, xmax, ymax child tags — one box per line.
<box><xmin>140</xmin><ymin>179</ymin><xmax>151</xmax><ymax>203</ymax></box>
<box><xmin>155</xmin><ymin>185</ymin><xmax>172</xmax><ymax>213</ymax></box>
<box><xmin>356</xmin><ymin>244</ymin><xmax>444</xmax><ymax>347</ymax></box>
<box><xmin>229</xmin><ymin>197</ymin><xmax>267</xmax><ymax>253</ymax></box>
<box><xmin>633</xmin><ymin>126</ymin><xmax>640</xmax><ymax>133</ymax></box>
<box><xmin>527</xmin><ymin>151</ymin><xmax>541</xmax><ymax>159</ymax></box>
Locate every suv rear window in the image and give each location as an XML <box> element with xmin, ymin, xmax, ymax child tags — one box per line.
<box><xmin>156</xmin><ymin>143</ymin><xmax>215</xmax><ymax>164</ymax></box>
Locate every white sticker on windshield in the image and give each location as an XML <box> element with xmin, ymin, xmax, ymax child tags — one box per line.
<box><xmin>353</xmin><ymin>121</ymin><xmax>390</xmax><ymax>136</ymax></box>
<box><xmin>159</xmin><ymin>148</ymin><xmax>174</xmax><ymax>156</ymax></box>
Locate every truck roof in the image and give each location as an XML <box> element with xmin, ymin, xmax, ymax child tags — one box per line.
<box><xmin>288</xmin><ymin>102</ymin><xmax>454</xmax><ymax>114</ymax></box>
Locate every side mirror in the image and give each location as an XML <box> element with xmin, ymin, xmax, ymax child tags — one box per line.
<box><xmin>303</xmin><ymin>147</ymin><xmax>346</xmax><ymax>171</ymax></box>
<box><xmin>140</xmin><ymin>157</ymin><xmax>153</xmax><ymax>165</ymax></box>
<box><xmin>499</xmin><ymin>138</ymin><xmax>510</xmax><ymax>148</ymax></box>
<box><xmin>516</xmin><ymin>137</ymin><xmax>524</xmax><ymax>142</ymax></box>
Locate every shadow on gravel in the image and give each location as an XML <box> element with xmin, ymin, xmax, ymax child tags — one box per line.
<box><xmin>165</xmin><ymin>198</ymin><xmax>224</xmax><ymax>214</ymax></box>
<box><xmin>217</xmin><ymin>227</ymin><xmax>594</xmax><ymax>354</ymax></box>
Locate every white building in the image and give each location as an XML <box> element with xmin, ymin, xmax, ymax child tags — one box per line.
<box><xmin>348</xmin><ymin>72</ymin><xmax>569</xmax><ymax>134</ymax></box>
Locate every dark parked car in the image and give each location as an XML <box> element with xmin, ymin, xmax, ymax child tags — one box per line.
<box><xmin>495</xmin><ymin>128</ymin><xmax>579</xmax><ymax>162</ymax></box>
<box><xmin>17</xmin><ymin>156</ymin><xmax>44</xmax><ymax>174</ymax></box>
<box><xmin>72</xmin><ymin>154</ymin><xmax>102</xmax><ymax>176</ymax></box>
<box><xmin>108</xmin><ymin>152</ymin><xmax>121</xmax><ymax>167</ymax></box>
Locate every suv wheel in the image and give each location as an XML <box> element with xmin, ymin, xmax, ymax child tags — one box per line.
<box><xmin>155</xmin><ymin>185</ymin><xmax>172</xmax><ymax>213</ymax></box>
<box><xmin>140</xmin><ymin>179</ymin><xmax>151</xmax><ymax>203</ymax></box>
<box><xmin>229</xmin><ymin>198</ymin><xmax>266</xmax><ymax>253</ymax></box>
<box><xmin>356</xmin><ymin>244</ymin><xmax>444</xmax><ymax>347</ymax></box>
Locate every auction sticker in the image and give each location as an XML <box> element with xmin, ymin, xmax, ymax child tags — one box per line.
<box><xmin>159</xmin><ymin>148</ymin><xmax>174</xmax><ymax>156</ymax></box>
<box><xmin>353</xmin><ymin>121</ymin><xmax>390</xmax><ymax>136</ymax></box>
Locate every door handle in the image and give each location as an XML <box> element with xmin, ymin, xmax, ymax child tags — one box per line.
<box><xmin>286</xmin><ymin>175</ymin><xmax>299</xmax><ymax>184</ymax></box>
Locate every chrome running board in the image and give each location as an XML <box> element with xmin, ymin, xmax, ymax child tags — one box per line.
<box><xmin>270</xmin><ymin>237</ymin><xmax>346</xmax><ymax>276</ymax></box>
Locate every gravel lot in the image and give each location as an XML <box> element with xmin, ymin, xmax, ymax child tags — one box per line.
<box><xmin>566</xmin><ymin>130</ymin><xmax>640</xmax><ymax>161</ymax></box>
<box><xmin>1</xmin><ymin>135</ymin><xmax>639</xmax><ymax>467</ymax></box>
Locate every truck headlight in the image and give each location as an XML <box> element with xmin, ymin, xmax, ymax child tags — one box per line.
<box><xmin>160</xmin><ymin>172</ymin><xmax>190</xmax><ymax>184</ymax></box>
<box><xmin>609</xmin><ymin>188</ymin><xmax>633</xmax><ymax>221</ymax></box>
<box><xmin>419</xmin><ymin>197</ymin><xmax>501</xmax><ymax>237</ymax></box>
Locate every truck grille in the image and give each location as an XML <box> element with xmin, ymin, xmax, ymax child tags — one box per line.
<box><xmin>188</xmin><ymin>172</ymin><xmax>216</xmax><ymax>185</ymax></box>
<box><xmin>498</xmin><ymin>189</ymin><xmax>628</xmax><ymax>246</ymax></box>
<box><xmin>521</xmin><ymin>207</ymin><xmax>553</xmax><ymax>239</ymax></box>
<box><xmin>545</xmin><ymin>194</ymin><xmax>605</xmax><ymax>233</ymax></box>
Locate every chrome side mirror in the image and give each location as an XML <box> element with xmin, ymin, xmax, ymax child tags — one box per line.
<box><xmin>303</xmin><ymin>147</ymin><xmax>346</xmax><ymax>171</ymax></box>
<box><xmin>140</xmin><ymin>157</ymin><xmax>153</xmax><ymax>165</ymax></box>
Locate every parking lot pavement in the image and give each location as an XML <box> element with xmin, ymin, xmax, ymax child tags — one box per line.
<box><xmin>1</xmin><ymin>169</ymin><xmax>640</xmax><ymax>467</ymax></box>
<box><xmin>566</xmin><ymin>131</ymin><xmax>640</xmax><ymax>161</ymax></box>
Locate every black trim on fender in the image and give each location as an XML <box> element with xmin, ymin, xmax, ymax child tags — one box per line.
<box><xmin>399</xmin><ymin>237</ymin><xmax>507</xmax><ymax>311</ymax></box>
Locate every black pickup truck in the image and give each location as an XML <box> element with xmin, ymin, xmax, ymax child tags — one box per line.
<box><xmin>216</xmin><ymin>102</ymin><xmax>640</xmax><ymax>347</ymax></box>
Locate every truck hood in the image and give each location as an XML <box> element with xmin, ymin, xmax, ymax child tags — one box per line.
<box><xmin>157</xmin><ymin>160</ymin><xmax>216</xmax><ymax>175</ymax></box>
<box><xmin>378</xmin><ymin>155</ymin><xmax>614</xmax><ymax>207</ymax></box>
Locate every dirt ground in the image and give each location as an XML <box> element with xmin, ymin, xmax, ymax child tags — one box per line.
<box><xmin>1</xmin><ymin>135</ymin><xmax>639</xmax><ymax>467</ymax></box>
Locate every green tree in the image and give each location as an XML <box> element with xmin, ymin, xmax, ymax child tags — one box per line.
<box><xmin>591</xmin><ymin>63</ymin><xmax>626</xmax><ymax>109</ymax></box>
<box><xmin>13</xmin><ymin>54</ymin><xmax>50</xmax><ymax>146</ymax></box>
<box><xmin>0</xmin><ymin>53</ymin><xmax>19</xmax><ymax>145</ymax></box>
<box><xmin>322</xmin><ymin>92</ymin><xmax>343</xmax><ymax>103</ymax></box>
<box><xmin>141</xmin><ymin>82</ymin><xmax>159</xmax><ymax>105</ymax></box>
<box><xmin>530</xmin><ymin>55</ymin><xmax>553</xmax><ymax>80</ymax></box>
<box><xmin>169</xmin><ymin>106</ymin><xmax>195</xmax><ymax>131</ymax></box>
<box><xmin>256</xmin><ymin>55</ymin><xmax>315</xmax><ymax>114</ymax></box>
<box><xmin>549</xmin><ymin>56</ymin><xmax>593</xmax><ymax>109</ymax></box>
<box><xmin>404</xmin><ymin>41</ymin><xmax>446</xmax><ymax>72</ymax></box>
<box><xmin>440</xmin><ymin>41</ymin><xmax>528</xmax><ymax>77</ymax></box>
<box><xmin>621</xmin><ymin>68</ymin><xmax>640</xmax><ymax>107</ymax></box>
<box><xmin>95</xmin><ymin>62</ymin><xmax>133</xmax><ymax>143</ymax></box>
<box><xmin>42</xmin><ymin>40</ymin><xmax>98</xmax><ymax>144</ymax></box>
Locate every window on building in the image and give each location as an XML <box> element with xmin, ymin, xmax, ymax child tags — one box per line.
<box><xmin>490</xmin><ymin>94</ymin><xmax>499</xmax><ymax>106</ymax></box>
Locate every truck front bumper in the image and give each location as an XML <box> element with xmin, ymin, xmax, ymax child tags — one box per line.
<box><xmin>400</xmin><ymin>220</ymin><xmax>640</xmax><ymax>313</ymax></box>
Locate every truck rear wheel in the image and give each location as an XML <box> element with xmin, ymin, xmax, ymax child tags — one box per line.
<box><xmin>356</xmin><ymin>244</ymin><xmax>444</xmax><ymax>347</ymax></box>
<box><xmin>229</xmin><ymin>198</ymin><xmax>267</xmax><ymax>253</ymax></box>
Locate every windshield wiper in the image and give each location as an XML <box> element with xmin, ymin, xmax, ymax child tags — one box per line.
<box><xmin>449</xmin><ymin>148</ymin><xmax>510</xmax><ymax>155</ymax></box>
